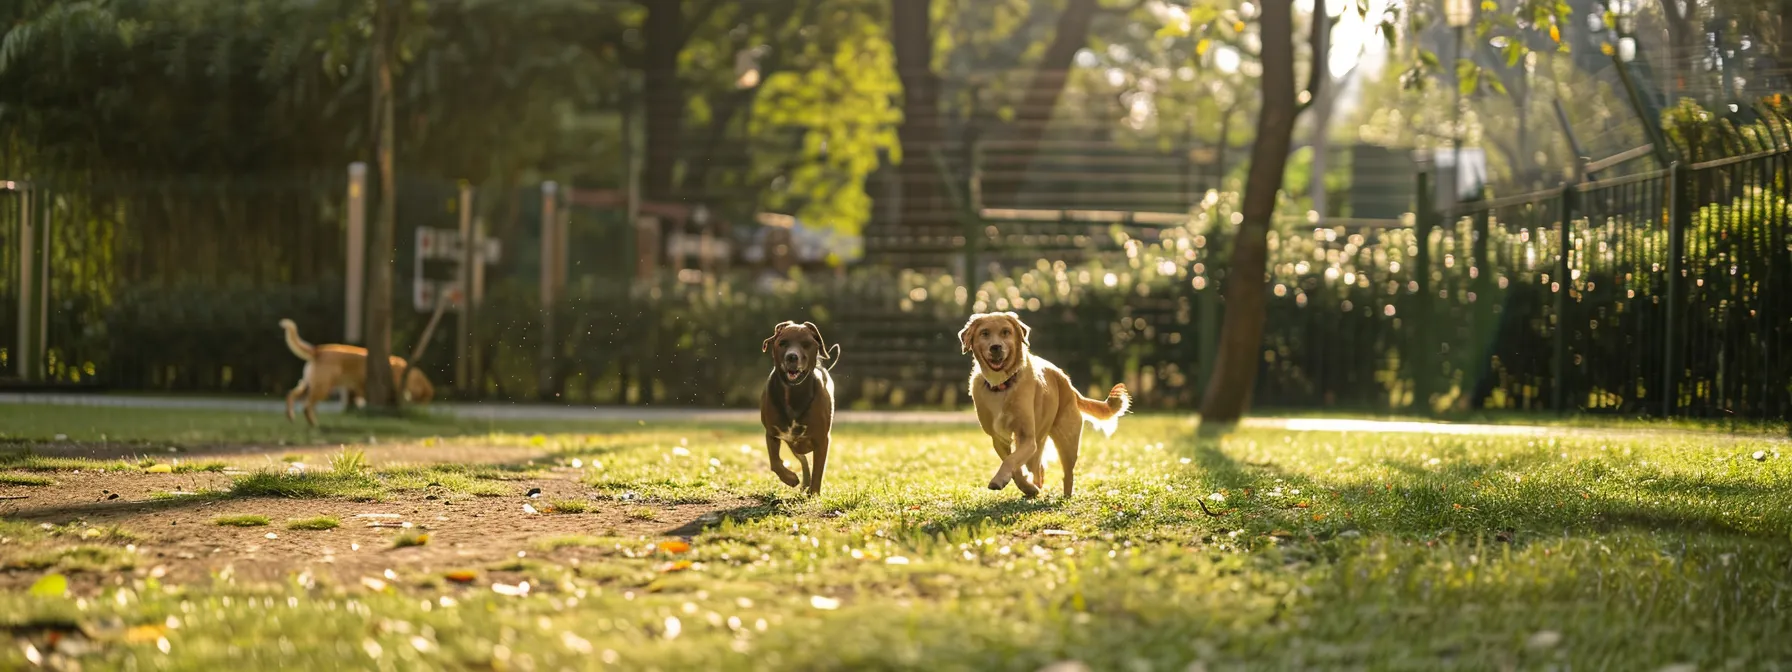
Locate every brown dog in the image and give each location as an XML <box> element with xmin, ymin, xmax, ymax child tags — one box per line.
<box><xmin>280</xmin><ymin>319</ymin><xmax>435</xmax><ymax>426</ymax></box>
<box><xmin>959</xmin><ymin>312</ymin><xmax>1128</xmax><ymax>498</ymax></box>
<box><xmin>760</xmin><ymin>321</ymin><xmax>839</xmax><ymax>495</ymax></box>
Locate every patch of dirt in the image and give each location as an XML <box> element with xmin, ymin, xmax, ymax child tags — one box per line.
<box><xmin>0</xmin><ymin>471</ymin><xmax>754</xmax><ymax>594</ymax></box>
<box><xmin>3</xmin><ymin>439</ymin><xmax>551</xmax><ymax>468</ymax></box>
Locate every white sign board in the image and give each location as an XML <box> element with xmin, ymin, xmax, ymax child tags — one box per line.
<box><xmin>414</xmin><ymin>227</ymin><xmax>502</xmax><ymax>312</ymax></box>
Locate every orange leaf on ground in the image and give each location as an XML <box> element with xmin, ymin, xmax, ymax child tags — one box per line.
<box><xmin>657</xmin><ymin>540</ymin><xmax>691</xmax><ymax>554</ymax></box>
<box><xmin>445</xmin><ymin>570</ymin><xmax>478</xmax><ymax>584</ymax></box>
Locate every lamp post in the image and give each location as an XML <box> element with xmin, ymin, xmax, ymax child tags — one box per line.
<box><xmin>1444</xmin><ymin>0</ymin><xmax>1473</xmax><ymax>209</ymax></box>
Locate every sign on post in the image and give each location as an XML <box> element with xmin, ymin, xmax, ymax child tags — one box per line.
<box><xmin>413</xmin><ymin>226</ymin><xmax>500</xmax><ymax>312</ymax></box>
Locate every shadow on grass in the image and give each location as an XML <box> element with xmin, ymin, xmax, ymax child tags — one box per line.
<box><xmin>1173</xmin><ymin>424</ymin><xmax>1792</xmax><ymax>542</ymax></box>
<box><xmin>661</xmin><ymin>494</ymin><xmax>788</xmax><ymax>537</ymax></box>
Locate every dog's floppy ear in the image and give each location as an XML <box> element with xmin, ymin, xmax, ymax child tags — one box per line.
<box><xmin>957</xmin><ymin>313</ymin><xmax>984</xmax><ymax>355</ymax></box>
<box><xmin>762</xmin><ymin>322</ymin><xmax>790</xmax><ymax>353</ymax></box>
<box><xmin>1003</xmin><ymin>312</ymin><xmax>1031</xmax><ymax>347</ymax></box>
<box><xmin>802</xmin><ymin>322</ymin><xmax>830</xmax><ymax>359</ymax></box>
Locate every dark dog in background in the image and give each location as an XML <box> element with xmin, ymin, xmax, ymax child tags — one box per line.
<box><xmin>759</xmin><ymin>321</ymin><xmax>840</xmax><ymax>495</ymax></box>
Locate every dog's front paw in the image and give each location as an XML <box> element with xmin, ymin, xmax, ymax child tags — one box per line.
<box><xmin>774</xmin><ymin>468</ymin><xmax>801</xmax><ymax>487</ymax></box>
<box><xmin>1013</xmin><ymin>478</ymin><xmax>1041</xmax><ymax>497</ymax></box>
<box><xmin>987</xmin><ymin>474</ymin><xmax>1011</xmax><ymax>491</ymax></box>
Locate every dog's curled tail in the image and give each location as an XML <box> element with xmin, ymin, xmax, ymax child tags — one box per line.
<box><xmin>278</xmin><ymin>319</ymin><xmax>315</xmax><ymax>361</ymax></box>
<box><xmin>1074</xmin><ymin>383</ymin><xmax>1130</xmax><ymax>438</ymax></box>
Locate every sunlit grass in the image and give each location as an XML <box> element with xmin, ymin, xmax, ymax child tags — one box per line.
<box><xmin>212</xmin><ymin>514</ymin><xmax>270</xmax><ymax>527</ymax></box>
<box><xmin>3</xmin><ymin>415</ymin><xmax>1790</xmax><ymax>668</ymax></box>
<box><xmin>285</xmin><ymin>516</ymin><xmax>340</xmax><ymax>531</ymax></box>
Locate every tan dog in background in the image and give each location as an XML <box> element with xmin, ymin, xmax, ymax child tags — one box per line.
<box><xmin>280</xmin><ymin>319</ymin><xmax>434</xmax><ymax>425</ymax></box>
<box><xmin>959</xmin><ymin>312</ymin><xmax>1128</xmax><ymax>498</ymax></box>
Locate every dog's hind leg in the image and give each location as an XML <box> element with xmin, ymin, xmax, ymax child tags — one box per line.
<box><xmin>1026</xmin><ymin>440</ymin><xmax>1047</xmax><ymax>490</ymax></box>
<box><xmin>1051</xmin><ymin>425</ymin><xmax>1083</xmax><ymax>498</ymax></box>
<box><xmin>806</xmin><ymin>437</ymin><xmax>830</xmax><ymax>496</ymax></box>
<box><xmin>303</xmin><ymin>379</ymin><xmax>331</xmax><ymax>427</ymax></box>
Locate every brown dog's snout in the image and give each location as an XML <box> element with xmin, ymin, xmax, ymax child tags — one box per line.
<box><xmin>784</xmin><ymin>352</ymin><xmax>800</xmax><ymax>363</ymax></box>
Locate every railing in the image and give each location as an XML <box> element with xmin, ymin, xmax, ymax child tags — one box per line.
<box><xmin>1425</xmin><ymin>145</ymin><xmax>1791</xmax><ymax>418</ymax></box>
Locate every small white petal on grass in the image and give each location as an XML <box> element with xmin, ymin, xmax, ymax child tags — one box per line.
<box><xmin>362</xmin><ymin>639</ymin><xmax>382</xmax><ymax>660</ymax></box>
<box><xmin>359</xmin><ymin>577</ymin><xmax>388</xmax><ymax>591</ymax></box>
<box><xmin>663</xmin><ymin>616</ymin><xmax>682</xmax><ymax>640</ymax></box>
<box><xmin>410</xmin><ymin>636</ymin><xmax>433</xmax><ymax>653</ymax></box>
<box><xmin>264</xmin><ymin>532</ymin><xmax>278</xmax><ymax>540</ymax></box>
<box><xmin>522</xmin><ymin>504</ymin><xmax>540</xmax><ymax>515</ymax></box>
<box><xmin>809</xmin><ymin>595</ymin><xmax>841</xmax><ymax>610</ymax></box>
<box><xmin>491</xmin><ymin>581</ymin><xmax>531</xmax><ymax>597</ymax></box>
<box><xmin>671</xmin><ymin>446</ymin><xmax>692</xmax><ymax>457</ymax></box>
<box><xmin>1526</xmin><ymin>630</ymin><xmax>1563</xmax><ymax>650</ymax></box>
<box><xmin>1207</xmin><ymin>492</ymin><xmax>1226</xmax><ymax>502</ymax></box>
<box><xmin>885</xmin><ymin>556</ymin><xmax>910</xmax><ymax>565</ymax></box>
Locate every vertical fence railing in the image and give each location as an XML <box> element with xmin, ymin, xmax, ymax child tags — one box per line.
<box><xmin>1438</xmin><ymin>142</ymin><xmax>1789</xmax><ymax>418</ymax></box>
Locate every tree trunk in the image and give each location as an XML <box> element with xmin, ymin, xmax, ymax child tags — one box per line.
<box><xmin>979</xmin><ymin>0</ymin><xmax>1106</xmax><ymax>207</ymax></box>
<box><xmin>891</xmin><ymin>0</ymin><xmax>947</xmax><ymax>230</ymax></box>
<box><xmin>641</xmin><ymin>1</ymin><xmax>685</xmax><ymax>201</ymax></box>
<box><xmin>1197</xmin><ymin>0</ymin><xmax>1299</xmax><ymax>423</ymax></box>
<box><xmin>364</xmin><ymin>0</ymin><xmax>399</xmax><ymax>409</ymax></box>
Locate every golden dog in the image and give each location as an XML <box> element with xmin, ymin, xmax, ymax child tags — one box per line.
<box><xmin>959</xmin><ymin>312</ymin><xmax>1128</xmax><ymax>497</ymax></box>
<box><xmin>280</xmin><ymin>319</ymin><xmax>434</xmax><ymax>426</ymax></box>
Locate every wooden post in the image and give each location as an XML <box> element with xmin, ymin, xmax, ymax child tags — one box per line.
<box><xmin>538</xmin><ymin>181</ymin><xmax>561</xmax><ymax>400</ymax></box>
<box><xmin>344</xmin><ymin>162</ymin><xmax>368</xmax><ymax>343</ymax></box>
<box><xmin>455</xmin><ymin>181</ymin><xmax>475</xmax><ymax>395</ymax></box>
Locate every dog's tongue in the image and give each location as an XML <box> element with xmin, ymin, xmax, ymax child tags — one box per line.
<box><xmin>987</xmin><ymin>359</ymin><xmax>1005</xmax><ymax>371</ymax></box>
<box><xmin>786</xmin><ymin>370</ymin><xmax>802</xmax><ymax>380</ymax></box>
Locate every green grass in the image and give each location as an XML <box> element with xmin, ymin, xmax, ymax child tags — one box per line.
<box><xmin>285</xmin><ymin>516</ymin><xmax>341</xmax><ymax>531</ymax></box>
<box><xmin>391</xmin><ymin>531</ymin><xmax>429</xmax><ymax>548</ymax></box>
<box><xmin>548</xmin><ymin>499</ymin><xmax>591</xmax><ymax>514</ymax></box>
<box><xmin>0</xmin><ymin>403</ymin><xmax>627</xmax><ymax>446</ymax></box>
<box><xmin>212</xmin><ymin>514</ymin><xmax>270</xmax><ymax>527</ymax></box>
<box><xmin>229</xmin><ymin>471</ymin><xmax>384</xmax><ymax>500</ymax></box>
<box><xmin>0</xmin><ymin>472</ymin><xmax>54</xmax><ymax>486</ymax></box>
<box><xmin>4</xmin><ymin>415</ymin><xmax>1792</xmax><ymax>669</ymax></box>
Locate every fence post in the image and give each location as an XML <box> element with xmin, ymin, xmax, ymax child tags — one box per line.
<box><xmin>1409</xmin><ymin>168</ymin><xmax>1433</xmax><ymax>411</ymax></box>
<box><xmin>1467</xmin><ymin>192</ymin><xmax>1493</xmax><ymax>408</ymax></box>
<box><xmin>455</xmin><ymin>181</ymin><xmax>476</xmax><ymax>396</ymax></box>
<box><xmin>1660</xmin><ymin>162</ymin><xmax>1689</xmax><ymax>416</ymax></box>
<box><xmin>538</xmin><ymin>181</ymin><xmax>561</xmax><ymax>401</ymax></box>
<box><xmin>344</xmin><ymin>163</ymin><xmax>368</xmax><ymax>344</ymax></box>
<box><xmin>1551</xmin><ymin>185</ymin><xmax>1576</xmax><ymax>413</ymax></box>
<box><xmin>962</xmin><ymin>133</ymin><xmax>984</xmax><ymax>292</ymax></box>
<box><xmin>13</xmin><ymin>182</ymin><xmax>44</xmax><ymax>382</ymax></box>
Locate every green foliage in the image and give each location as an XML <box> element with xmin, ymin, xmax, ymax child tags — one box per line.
<box><xmin>212</xmin><ymin>514</ymin><xmax>271</xmax><ymax>527</ymax></box>
<box><xmin>285</xmin><ymin>516</ymin><xmax>341</xmax><ymax>531</ymax></box>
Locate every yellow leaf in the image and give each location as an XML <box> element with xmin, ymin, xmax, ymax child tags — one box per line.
<box><xmin>124</xmin><ymin>625</ymin><xmax>167</xmax><ymax>644</ymax></box>
<box><xmin>1196</xmin><ymin>39</ymin><xmax>1211</xmax><ymax>56</ymax></box>
<box><xmin>145</xmin><ymin>464</ymin><xmax>173</xmax><ymax>474</ymax></box>
<box><xmin>1549</xmin><ymin>24</ymin><xmax>1560</xmax><ymax>43</ymax></box>
<box><xmin>657</xmin><ymin>540</ymin><xmax>691</xmax><ymax>554</ymax></box>
<box><xmin>444</xmin><ymin>570</ymin><xmax>478</xmax><ymax>584</ymax></box>
<box><xmin>28</xmin><ymin>573</ymin><xmax>67</xmax><ymax>597</ymax></box>
<box><xmin>658</xmin><ymin>560</ymin><xmax>693</xmax><ymax>573</ymax></box>
<box><xmin>1233</xmin><ymin>20</ymin><xmax>1246</xmax><ymax>32</ymax></box>
<box><xmin>1600</xmin><ymin>42</ymin><xmax>1615</xmax><ymax>56</ymax></box>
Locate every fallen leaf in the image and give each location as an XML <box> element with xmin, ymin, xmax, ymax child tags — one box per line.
<box><xmin>444</xmin><ymin>570</ymin><xmax>478</xmax><ymax>584</ymax></box>
<box><xmin>124</xmin><ymin>624</ymin><xmax>167</xmax><ymax>644</ymax></box>
<box><xmin>657</xmin><ymin>560</ymin><xmax>693</xmax><ymax>573</ymax></box>
<box><xmin>29</xmin><ymin>573</ymin><xmax>68</xmax><ymax>597</ymax></box>
<box><xmin>657</xmin><ymin>540</ymin><xmax>691</xmax><ymax>554</ymax></box>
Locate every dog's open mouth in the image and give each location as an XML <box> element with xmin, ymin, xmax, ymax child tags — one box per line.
<box><xmin>984</xmin><ymin>351</ymin><xmax>1007</xmax><ymax>370</ymax></box>
<box><xmin>782</xmin><ymin>364</ymin><xmax>807</xmax><ymax>381</ymax></box>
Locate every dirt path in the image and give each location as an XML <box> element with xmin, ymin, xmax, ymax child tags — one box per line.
<box><xmin>1</xmin><ymin>467</ymin><xmax>754</xmax><ymax>593</ymax></box>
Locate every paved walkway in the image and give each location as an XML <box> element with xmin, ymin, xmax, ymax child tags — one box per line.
<box><xmin>1</xmin><ymin>392</ymin><xmax>1782</xmax><ymax>442</ymax></box>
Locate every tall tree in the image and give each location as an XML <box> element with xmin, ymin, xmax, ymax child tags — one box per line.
<box><xmin>1195</xmin><ymin>0</ymin><xmax>1569</xmax><ymax>423</ymax></box>
<box><xmin>363</xmin><ymin>0</ymin><xmax>400</xmax><ymax>409</ymax></box>
<box><xmin>1197</xmin><ymin>0</ymin><xmax>1302</xmax><ymax>423</ymax></box>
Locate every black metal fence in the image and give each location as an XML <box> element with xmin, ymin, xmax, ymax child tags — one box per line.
<box><xmin>4</xmin><ymin>143</ymin><xmax>1788</xmax><ymax>419</ymax></box>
